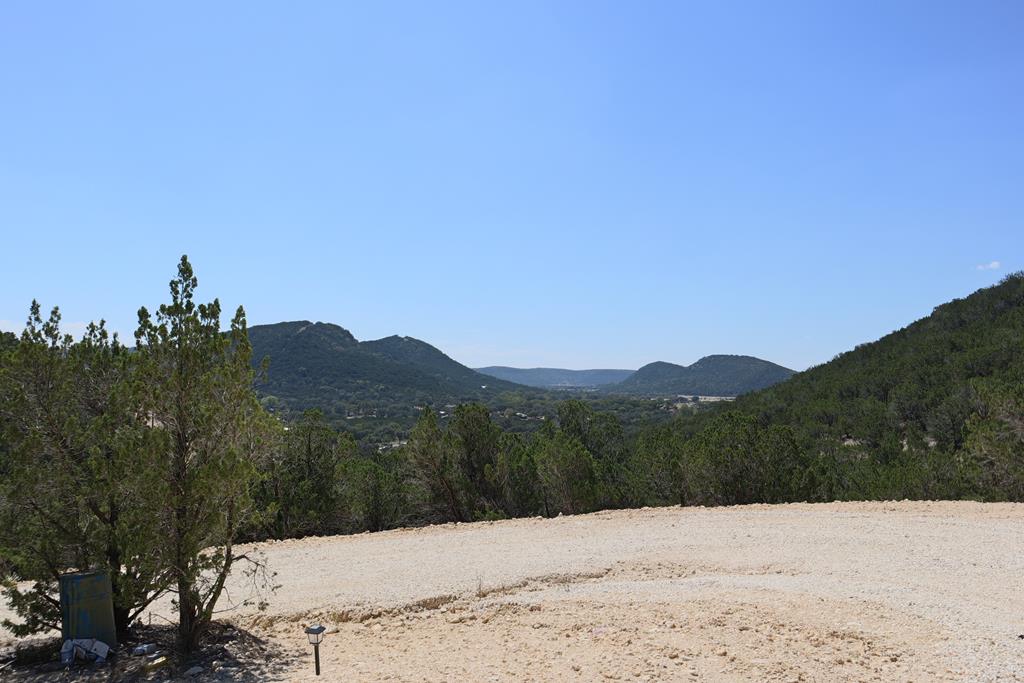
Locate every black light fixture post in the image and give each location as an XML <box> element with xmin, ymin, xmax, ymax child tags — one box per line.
<box><xmin>304</xmin><ymin>625</ymin><xmax>326</xmax><ymax>676</ymax></box>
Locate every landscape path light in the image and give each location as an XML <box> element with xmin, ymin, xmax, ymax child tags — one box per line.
<box><xmin>304</xmin><ymin>624</ymin><xmax>326</xmax><ymax>676</ymax></box>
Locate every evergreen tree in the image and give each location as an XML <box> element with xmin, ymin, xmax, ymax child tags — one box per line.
<box><xmin>256</xmin><ymin>409</ymin><xmax>353</xmax><ymax>538</ymax></box>
<box><xmin>407</xmin><ymin>407</ymin><xmax>468</xmax><ymax>522</ymax></box>
<box><xmin>131</xmin><ymin>256</ymin><xmax>273</xmax><ymax>653</ymax></box>
<box><xmin>533</xmin><ymin>430</ymin><xmax>596</xmax><ymax>516</ymax></box>
<box><xmin>0</xmin><ymin>306</ymin><xmax>167</xmax><ymax>637</ymax></box>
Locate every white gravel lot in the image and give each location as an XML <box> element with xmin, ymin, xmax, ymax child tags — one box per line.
<box><xmin>4</xmin><ymin>501</ymin><xmax>1023</xmax><ymax>681</ymax></box>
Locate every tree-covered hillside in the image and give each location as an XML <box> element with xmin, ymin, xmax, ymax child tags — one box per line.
<box><xmin>248</xmin><ymin>321</ymin><xmax>524</xmax><ymax>428</ymax></box>
<box><xmin>613</xmin><ymin>355</ymin><xmax>795</xmax><ymax>396</ymax></box>
<box><xmin>729</xmin><ymin>272</ymin><xmax>1024</xmax><ymax>471</ymax></box>
<box><xmin>363</xmin><ymin>335</ymin><xmax>498</xmax><ymax>384</ymax></box>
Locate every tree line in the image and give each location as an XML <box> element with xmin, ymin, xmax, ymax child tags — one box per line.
<box><xmin>249</xmin><ymin>383</ymin><xmax>1021</xmax><ymax>545</ymax></box>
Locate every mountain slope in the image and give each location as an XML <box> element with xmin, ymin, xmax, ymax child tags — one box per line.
<box><xmin>729</xmin><ymin>273</ymin><xmax>1024</xmax><ymax>457</ymax></box>
<box><xmin>612</xmin><ymin>355</ymin><xmax>795</xmax><ymax>396</ymax></box>
<box><xmin>476</xmin><ymin>366</ymin><xmax>635</xmax><ymax>388</ymax></box>
<box><xmin>248</xmin><ymin>322</ymin><xmax>522</xmax><ymax>421</ymax></box>
<box><xmin>362</xmin><ymin>335</ymin><xmax>502</xmax><ymax>387</ymax></box>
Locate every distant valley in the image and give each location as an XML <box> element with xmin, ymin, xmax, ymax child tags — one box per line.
<box><xmin>248</xmin><ymin>320</ymin><xmax>796</xmax><ymax>443</ymax></box>
<box><xmin>478</xmin><ymin>356</ymin><xmax>794</xmax><ymax>396</ymax></box>
<box><xmin>475</xmin><ymin>367</ymin><xmax>634</xmax><ymax>388</ymax></box>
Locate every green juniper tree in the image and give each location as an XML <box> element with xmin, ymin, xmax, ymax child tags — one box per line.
<box><xmin>256</xmin><ymin>409</ymin><xmax>352</xmax><ymax>539</ymax></box>
<box><xmin>407</xmin><ymin>407</ymin><xmax>468</xmax><ymax>522</ymax></box>
<box><xmin>486</xmin><ymin>432</ymin><xmax>541</xmax><ymax>518</ymax></box>
<box><xmin>532</xmin><ymin>429</ymin><xmax>596</xmax><ymax>516</ymax></box>
<box><xmin>339</xmin><ymin>452</ymin><xmax>406</xmax><ymax>533</ymax></box>
<box><xmin>0</xmin><ymin>305</ymin><xmax>170</xmax><ymax>637</ymax></box>
<box><xmin>447</xmin><ymin>403</ymin><xmax>502</xmax><ymax>515</ymax></box>
<box><xmin>131</xmin><ymin>256</ymin><xmax>273</xmax><ymax>653</ymax></box>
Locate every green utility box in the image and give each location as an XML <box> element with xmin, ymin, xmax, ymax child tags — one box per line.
<box><xmin>59</xmin><ymin>570</ymin><xmax>118</xmax><ymax>649</ymax></box>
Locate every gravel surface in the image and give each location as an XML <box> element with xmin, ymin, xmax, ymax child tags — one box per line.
<box><xmin>4</xmin><ymin>501</ymin><xmax>1022</xmax><ymax>681</ymax></box>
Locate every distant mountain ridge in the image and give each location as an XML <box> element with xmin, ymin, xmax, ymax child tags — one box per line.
<box><xmin>247</xmin><ymin>321</ymin><xmax>796</xmax><ymax>429</ymax></box>
<box><xmin>478</xmin><ymin>355</ymin><xmax>795</xmax><ymax>396</ymax></box>
<box><xmin>476</xmin><ymin>366</ymin><xmax>634</xmax><ymax>388</ymax></box>
<box><xmin>612</xmin><ymin>355</ymin><xmax>795</xmax><ymax>396</ymax></box>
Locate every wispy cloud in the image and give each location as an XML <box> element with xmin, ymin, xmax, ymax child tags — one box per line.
<box><xmin>976</xmin><ymin>260</ymin><xmax>1001</xmax><ymax>271</ymax></box>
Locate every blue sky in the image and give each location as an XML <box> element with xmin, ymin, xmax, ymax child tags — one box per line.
<box><xmin>1</xmin><ymin>1</ymin><xmax>1021</xmax><ymax>371</ymax></box>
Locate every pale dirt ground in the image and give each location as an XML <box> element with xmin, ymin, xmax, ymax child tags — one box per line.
<box><xmin>4</xmin><ymin>501</ymin><xmax>1023</xmax><ymax>681</ymax></box>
